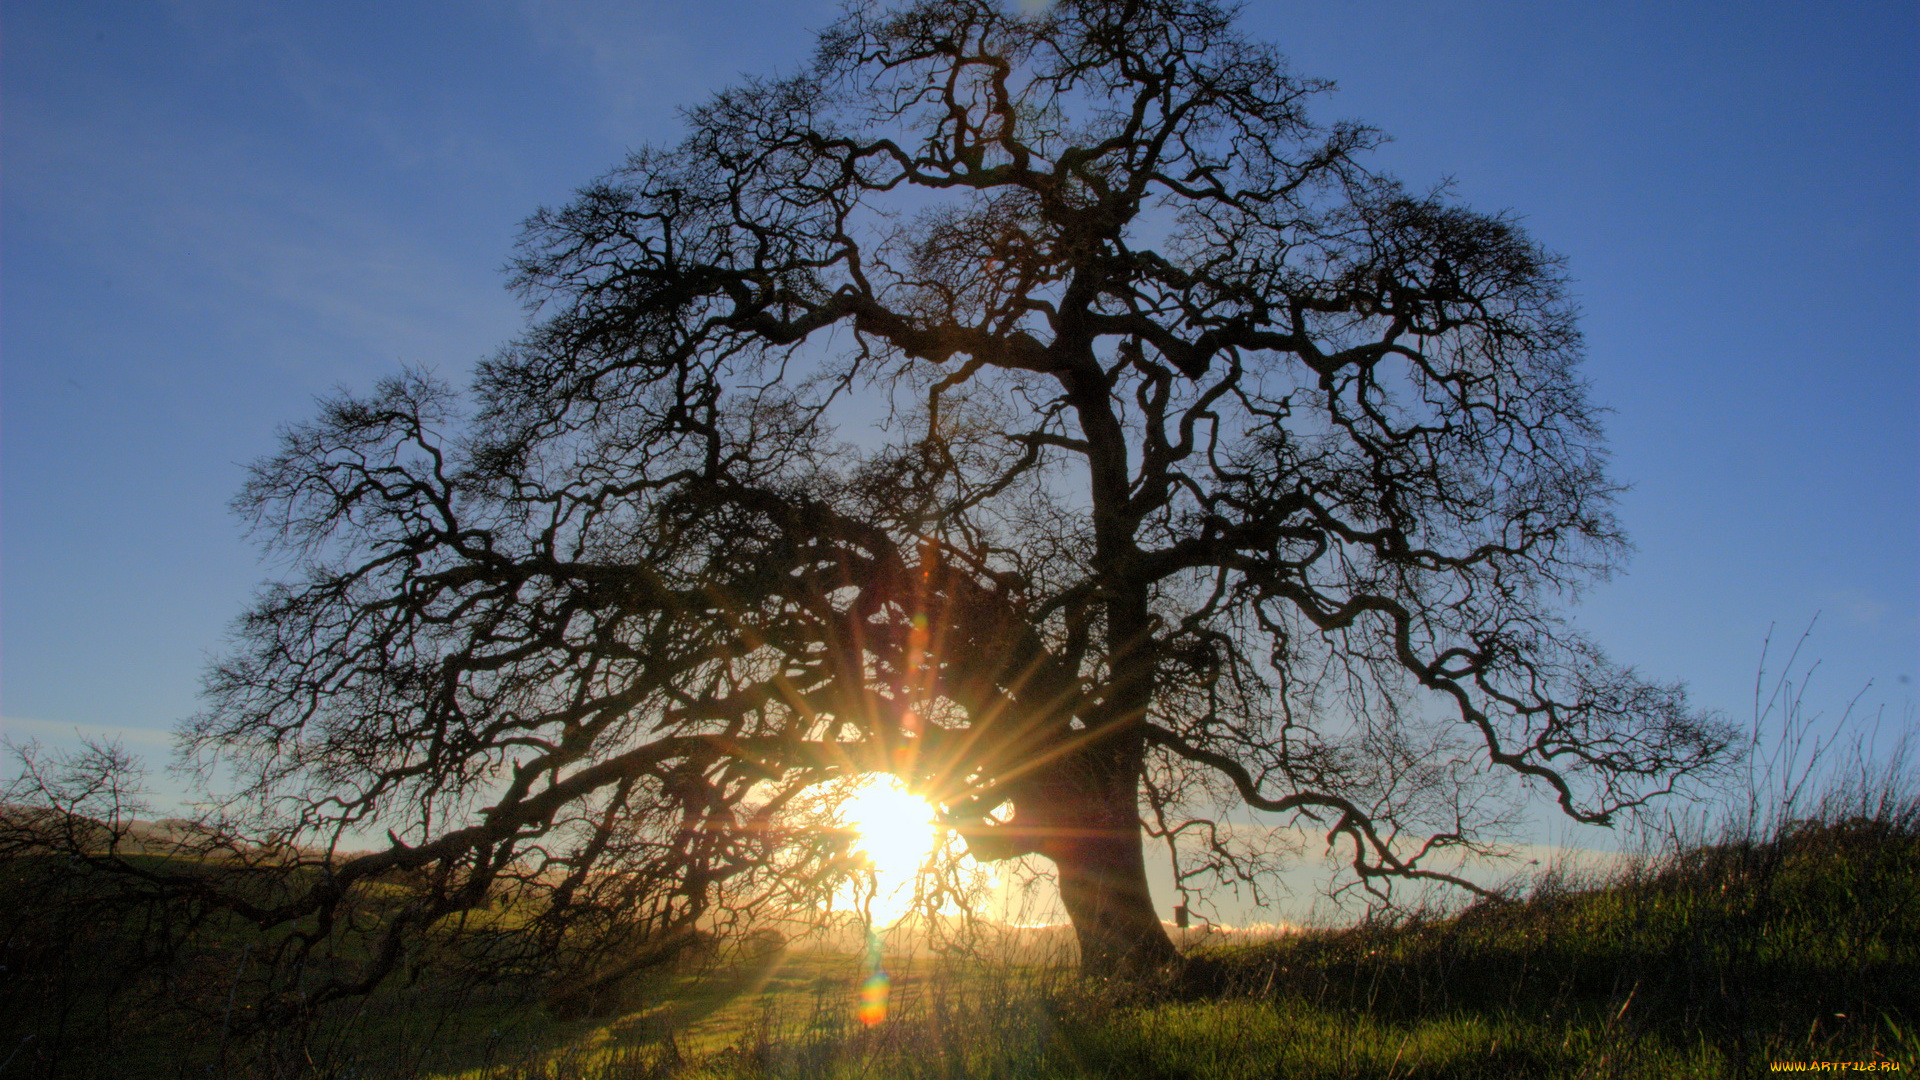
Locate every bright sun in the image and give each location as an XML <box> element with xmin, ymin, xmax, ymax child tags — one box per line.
<box><xmin>840</xmin><ymin>774</ymin><xmax>940</xmax><ymax>923</ymax></box>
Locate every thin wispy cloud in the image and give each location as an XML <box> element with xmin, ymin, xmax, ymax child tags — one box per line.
<box><xmin>0</xmin><ymin>715</ymin><xmax>176</xmax><ymax>751</ymax></box>
<box><xmin>10</xmin><ymin>96</ymin><xmax>519</xmax><ymax>380</ymax></box>
<box><xmin>504</xmin><ymin>0</ymin><xmax>838</xmax><ymax>143</ymax></box>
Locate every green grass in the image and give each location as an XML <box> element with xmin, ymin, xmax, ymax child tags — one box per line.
<box><xmin>4</xmin><ymin>806</ymin><xmax>1915</xmax><ymax>1078</ymax></box>
<box><xmin>418</xmin><ymin>809</ymin><xmax>1918</xmax><ymax>1079</ymax></box>
<box><xmin>367</xmin><ymin>964</ymin><xmax>1735</xmax><ymax>1079</ymax></box>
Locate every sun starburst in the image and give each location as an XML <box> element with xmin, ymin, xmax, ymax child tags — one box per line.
<box><xmin>841</xmin><ymin>774</ymin><xmax>939</xmax><ymax>924</ymax></box>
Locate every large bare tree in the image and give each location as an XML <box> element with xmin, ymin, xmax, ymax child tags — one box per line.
<box><xmin>45</xmin><ymin>0</ymin><xmax>1728</xmax><ymax>995</ymax></box>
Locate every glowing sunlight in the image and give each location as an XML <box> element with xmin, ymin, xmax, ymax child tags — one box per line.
<box><xmin>841</xmin><ymin>773</ymin><xmax>939</xmax><ymax>924</ymax></box>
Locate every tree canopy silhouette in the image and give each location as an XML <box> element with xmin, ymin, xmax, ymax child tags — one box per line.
<box><xmin>44</xmin><ymin>0</ymin><xmax>1730</xmax><ymax>996</ymax></box>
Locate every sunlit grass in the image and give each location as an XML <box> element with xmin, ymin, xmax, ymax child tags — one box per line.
<box><xmin>5</xmin><ymin>786</ymin><xmax>1914</xmax><ymax>1078</ymax></box>
<box><xmin>413</xmin><ymin>971</ymin><xmax>1738</xmax><ymax>1080</ymax></box>
<box><xmin>332</xmin><ymin>806</ymin><xmax>1920</xmax><ymax>1077</ymax></box>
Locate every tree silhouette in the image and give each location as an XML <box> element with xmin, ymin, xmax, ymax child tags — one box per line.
<box><xmin>71</xmin><ymin>0</ymin><xmax>1731</xmax><ymax>995</ymax></box>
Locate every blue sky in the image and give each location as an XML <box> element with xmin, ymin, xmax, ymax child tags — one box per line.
<box><xmin>5</xmin><ymin>1</ymin><xmax>1916</xmax><ymax>830</ymax></box>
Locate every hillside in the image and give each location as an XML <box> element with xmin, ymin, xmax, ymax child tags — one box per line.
<box><xmin>3</xmin><ymin>801</ymin><xmax>1914</xmax><ymax>1078</ymax></box>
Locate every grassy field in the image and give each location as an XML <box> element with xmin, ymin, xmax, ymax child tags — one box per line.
<box><xmin>470</xmin><ymin>810</ymin><xmax>1918</xmax><ymax>1078</ymax></box>
<box><xmin>4</xmin><ymin>797</ymin><xmax>1915</xmax><ymax>1078</ymax></box>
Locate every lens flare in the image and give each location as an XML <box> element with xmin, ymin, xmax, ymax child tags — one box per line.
<box><xmin>857</xmin><ymin>967</ymin><xmax>891</xmax><ymax>1026</ymax></box>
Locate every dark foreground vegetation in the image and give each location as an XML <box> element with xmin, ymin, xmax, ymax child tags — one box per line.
<box><xmin>4</xmin><ymin>786</ymin><xmax>1914</xmax><ymax>1079</ymax></box>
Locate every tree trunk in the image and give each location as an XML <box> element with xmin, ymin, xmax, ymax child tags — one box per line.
<box><xmin>1033</xmin><ymin>744</ymin><xmax>1180</xmax><ymax>979</ymax></box>
<box><xmin>1052</xmin><ymin>815</ymin><xmax>1179</xmax><ymax>979</ymax></box>
<box><xmin>961</xmin><ymin>737</ymin><xmax>1181</xmax><ymax>978</ymax></box>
